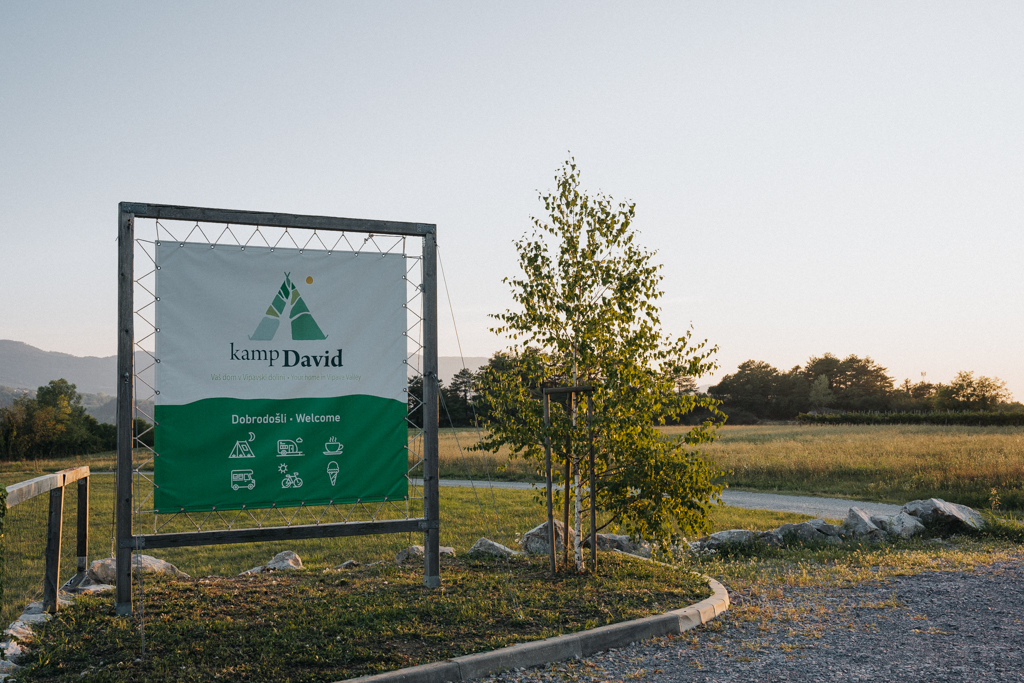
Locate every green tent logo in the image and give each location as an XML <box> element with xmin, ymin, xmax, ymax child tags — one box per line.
<box><xmin>250</xmin><ymin>272</ymin><xmax>327</xmax><ymax>341</ymax></box>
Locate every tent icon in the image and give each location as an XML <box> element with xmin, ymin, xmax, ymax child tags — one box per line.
<box><xmin>229</xmin><ymin>433</ymin><xmax>257</xmax><ymax>458</ymax></box>
<box><xmin>250</xmin><ymin>272</ymin><xmax>327</xmax><ymax>341</ymax></box>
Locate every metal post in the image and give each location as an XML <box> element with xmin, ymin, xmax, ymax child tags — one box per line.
<box><xmin>77</xmin><ymin>476</ymin><xmax>89</xmax><ymax>577</ymax></box>
<box><xmin>588</xmin><ymin>396</ymin><xmax>596</xmax><ymax>569</ymax></box>
<box><xmin>572</xmin><ymin>390</ymin><xmax>584</xmax><ymax>572</ymax></box>
<box><xmin>42</xmin><ymin>486</ymin><xmax>65</xmax><ymax>613</ymax></box>
<box><xmin>563</xmin><ymin>435</ymin><xmax>570</xmax><ymax>568</ymax></box>
<box><xmin>422</xmin><ymin>230</ymin><xmax>441</xmax><ymax>589</ymax></box>
<box><xmin>544</xmin><ymin>393</ymin><xmax>555</xmax><ymax>573</ymax></box>
<box><xmin>115</xmin><ymin>204</ymin><xmax>135</xmax><ymax>615</ymax></box>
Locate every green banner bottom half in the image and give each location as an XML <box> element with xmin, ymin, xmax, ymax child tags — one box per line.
<box><xmin>153</xmin><ymin>395</ymin><xmax>407</xmax><ymax>513</ymax></box>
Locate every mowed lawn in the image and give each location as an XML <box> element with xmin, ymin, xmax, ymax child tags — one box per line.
<box><xmin>5</xmin><ymin>422</ymin><xmax>1023</xmax><ymax>628</ymax></box>
<box><xmin>0</xmin><ymin>467</ymin><xmax>814</xmax><ymax>629</ymax></box>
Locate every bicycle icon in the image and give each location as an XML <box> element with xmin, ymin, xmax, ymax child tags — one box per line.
<box><xmin>279</xmin><ymin>463</ymin><xmax>303</xmax><ymax>488</ymax></box>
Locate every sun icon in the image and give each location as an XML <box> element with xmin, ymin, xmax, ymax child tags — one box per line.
<box><xmin>279</xmin><ymin>463</ymin><xmax>289</xmax><ymax>474</ymax></box>
<box><xmin>305</xmin><ymin>276</ymin><xmax>313</xmax><ymax>285</ymax></box>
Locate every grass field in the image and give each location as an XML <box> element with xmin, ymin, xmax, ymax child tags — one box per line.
<box><xmin>688</xmin><ymin>424</ymin><xmax>1024</xmax><ymax>510</ymax></box>
<box><xmin>4</xmin><ymin>462</ymin><xmax>1024</xmax><ymax>682</ymax></box>
<box><xmin>9</xmin><ymin>485</ymin><xmax>1024</xmax><ymax>682</ymax></box>
<box><xmin>0</xmin><ymin>466</ymin><xmax>825</xmax><ymax>630</ymax></box>
<box><xmin>4</xmin><ymin>421</ymin><xmax>1023</xmax><ymax>674</ymax></box>
<box><xmin>10</xmin><ymin>425</ymin><xmax>1024</xmax><ymax>513</ymax></box>
<box><xmin>435</xmin><ymin>424</ymin><xmax>1024</xmax><ymax>511</ymax></box>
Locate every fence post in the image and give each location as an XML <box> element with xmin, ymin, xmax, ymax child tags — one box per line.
<box><xmin>42</xmin><ymin>485</ymin><xmax>65</xmax><ymax>614</ymax></box>
<box><xmin>544</xmin><ymin>392</ymin><xmax>555</xmax><ymax>574</ymax></box>
<box><xmin>421</xmin><ymin>229</ymin><xmax>440</xmax><ymax>589</ymax></box>
<box><xmin>588</xmin><ymin>395</ymin><xmax>595</xmax><ymax>570</ymax></box>
<box><xmin>115</xmin><ymin>203</ymin><xmax>135</xmax><ymax>616</ymax></box>
<box><xmin>77</xmin><ymin>476</ymin><xmax>89</xmax><ymax>577</ymax></box>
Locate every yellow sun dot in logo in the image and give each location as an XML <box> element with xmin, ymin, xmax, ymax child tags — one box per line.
<box><xmin>305</xmin><ymin>276</ymin><xmax>313</xmax><ymax>285</ymax></box>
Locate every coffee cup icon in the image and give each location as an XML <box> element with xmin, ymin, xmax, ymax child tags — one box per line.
<box><xmin>323</xmin><ymin>437</ymin><xmax>343</xmax><ymax>456</ymax></box>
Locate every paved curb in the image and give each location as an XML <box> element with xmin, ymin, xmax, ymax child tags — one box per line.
<box><xmin>344</xmin><ymin>575</ymin><xmax>729</xmax><ymax>683</ymax></box>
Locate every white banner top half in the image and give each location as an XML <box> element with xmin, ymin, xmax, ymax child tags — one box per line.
<box><xmin>155</xmin><ymin>243</ymin><xmax>407</xmax><ymax>405</ymax></box>
<box><xmin>152</xmin><ymin>242</ymin><xmax>409</xmax><ymax>512</ymax></box>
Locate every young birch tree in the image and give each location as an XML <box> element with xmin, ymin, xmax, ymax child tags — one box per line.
<box><xmin>477</xmin><ymin>159</ymin><xmax>724</xmax><ymax>570</ymax></box>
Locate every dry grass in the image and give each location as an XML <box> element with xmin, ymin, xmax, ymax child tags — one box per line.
<box><xmin>419</xmin><ymin>428</ymin><xmax>538</xmax><ymax>482</ymax></box>
<box><xmin>662</xmin><ymin>424</ymin><xmax>1024</xmax><ymax>510</ymax></box>
<box><xmin>426</xmin><ymin>424</ymin><xmax>1024</xmax><ymax>511</ymax></box>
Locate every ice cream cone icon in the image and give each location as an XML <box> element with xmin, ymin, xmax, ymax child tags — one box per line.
<box><xmin>327</xmin><ymin>461</ymin><xmax>339</xmax><ymax>486</ymax></box>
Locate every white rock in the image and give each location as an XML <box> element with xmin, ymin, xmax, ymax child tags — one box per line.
<box><xmin>583</xmin><ymin>533</ymin><xmax>631</xmax><ymax>552</ymax></box>
<box><xmin>0</xmin><ymin>639</ymin><xmax>26</xmax><ymax>660</ymax></box>
<box><xmin>844</xmin><ymin>507</ymin><xmax>885</xmax><ymax>540</ymax></box>
<box><xmin>240</xmin><ymin>550</ymin><xmax>304</xmax><ymax>574</ymax></box>
<box><xmin>335</xmin><ymin>560</ymin><xmax>361</xmax><ymax>569</ymax></box>
<box><xmin>17</xmin><ymin>612</ymin><xmax>50</xmax><ymax>625</ymax></box>
<box><xmin>4</xmin><ymin>622</ymin><xmax>33</xmax><ymax>642</ymax></box>
<box><xmin>395</xmin><ymin>545</ymin><xmax>424</xmax><ymax>563</ymax></box>
<box><xmin>440</xmin><ymin>546</ymin><xmax>456</xmax><ymax>557</ymax></box>
<box><xmin>21</xmin><ymin>602</ymin><xmax>44</xmax><ymax>616</ymax></box>
<box><xmin>776</xmin><ymin>521</ymin><xmax>840</xmax><ymax>545</ymax></box>
<box><xmin>903</xmin><ymin>498</ymin><xmax>986</xmax><ymax>531</ymax></box>
<box><xmin>872</xmin><ymin>511</ymin><xmax>926</xmax><ymax>540</ymax></box>
<box><xmin>469</xmin><ymin>537</ymin><xmax>521</xmax><ymax>557</ymax></box>
<box><xmin>0</xmin><ymin>659</ymin><xmax>21</xmax><ymax>673</ymax></box>
<box><xmin>88</xmin><ymin>555</ymin><xmax>187</xmax><ymax>584</ymax></box>
<box><xmin>583</xmin><ymin>533</ymin><xmax>653</xmax><ymax>558</ymax></box>
<box><xmin>265</xmin><ymin>551</ymin><xmax>303</xmax><ymax>571</ymax></box>
<box><xmin>61</xmin><ymin>574</ymin><xmax>115</xmax><ymax>595</ymax></box>
<box><xmin>703</xmin><ymin>529</ymin><xmax>759</xmax><ymax>549</ymax></box>
<box><xmin>520</xmin><ymin>521</ymin><xmax>576</xmax><ymax>555</ymax></box>
<box><xmin>758</xmin><ymin>530</ymin><xmax>785</xmax><ymax>547</ymax></box>
<box><xmin>805</xmin><ymin>518</ymin><xmax>844</xmax><ymax>537</ymax></box>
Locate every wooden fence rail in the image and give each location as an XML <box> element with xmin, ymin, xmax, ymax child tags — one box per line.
<box><xmin>5</xmin><ymin>466</ymin><xmax>90</xmax><ymax>613</ymax></box>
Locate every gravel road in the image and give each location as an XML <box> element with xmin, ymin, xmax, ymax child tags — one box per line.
<box><xmin>479</xmin><ymin>558</ymin><xmax>1024</xmax><ymax>682</ymax></box>
<box><xmin>424</xmin><ymin>479</ymin><xmax>902</xmax><ymax>520</ymax></box>
<box><xmin>718</xmin><ymin>490</ymin><xmax>901</xmax><ymax>520</ymax></box>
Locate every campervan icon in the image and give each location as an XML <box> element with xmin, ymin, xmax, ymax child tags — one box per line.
<box><xmin>230</xmin><ymin>470</ymin><xmax>256</xmax><ymax>491</ymax></box>
<box><xmin>277</xmin><ymin>438</ymin><xmax>304</xmax><ymax>457</ymax></box>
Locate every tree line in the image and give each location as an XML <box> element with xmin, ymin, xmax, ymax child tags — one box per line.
<box><xmin>0</xmin><ymin>379</ymin><xmax>123</xmax><ymax>460</ymax></box>
<box><xmin>707</xmin><ymin>353</ymin><xmax>1019</xmax><ymax>423</ymax></box>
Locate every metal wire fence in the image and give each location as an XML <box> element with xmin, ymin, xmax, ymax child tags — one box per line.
<box><xmin>128</xmin><ymin>218</ymin><xmax>426</xmax><ymax>540</ymax></box>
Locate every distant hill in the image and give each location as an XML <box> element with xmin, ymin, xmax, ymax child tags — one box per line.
<box><xmin>0</xmin><ymin>384</ymin><xmax>34</xmax><ymax>409</ymax></box>
<box><xmin>0</xmin><ymin>340</ymin><xmax>117</xmax><ymax>395</ymax></box>
<box><xmin>1</xmin><ymin>340</ymin><xmax>491</xmax><ymax>419</ymax></box>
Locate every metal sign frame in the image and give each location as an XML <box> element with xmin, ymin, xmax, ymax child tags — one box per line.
<box><xmin>115</xmin><ymin>202</ymin><xmax>440</xmax><ymax>616</ymax></box>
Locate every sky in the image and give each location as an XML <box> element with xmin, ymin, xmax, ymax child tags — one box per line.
<box><xmin>2</xmin><ymin>2</ymin><xmax>1023</xmax><ymax>397</ymax></box>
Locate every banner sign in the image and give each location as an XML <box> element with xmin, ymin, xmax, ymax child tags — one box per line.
<box><xmin>154</xmin><ymin>243</ymin><xmax>408</xmax><ymax>513</ymax></box>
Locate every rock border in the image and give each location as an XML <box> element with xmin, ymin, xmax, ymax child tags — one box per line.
<box><xmin>345</xmin><ymin>575</ymin><xmax>729</xmax><ymax>683</ymax></box>
<box><xmin>691</xmin><ymin>497</ymin><xmax>986</xmax><ymax>554</ymax></box>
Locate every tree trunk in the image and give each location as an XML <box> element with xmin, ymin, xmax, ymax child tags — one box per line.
<box><xmin>563</xmin><ymin>452</ymin><xmax>570</xmax><ymax>567</ymax></box>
